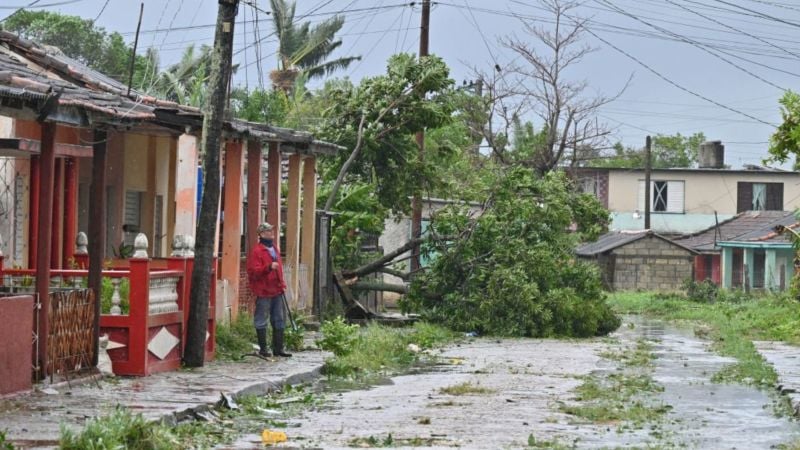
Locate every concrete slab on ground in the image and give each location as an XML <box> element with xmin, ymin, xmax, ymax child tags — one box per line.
<box><xmin>755</xmin><ymin>340</ymin><xmax>800</xmax><ymax>414</ymax></box>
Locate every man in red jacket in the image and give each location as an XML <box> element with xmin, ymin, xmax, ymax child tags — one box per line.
<box><xmin>246</xmin><ymin>222</ymin><xmax>292</xmax><ymax>357</ymax></box>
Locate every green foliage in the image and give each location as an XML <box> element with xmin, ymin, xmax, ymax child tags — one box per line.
<box><xmin>321</xmin><ymin>321</ymin><xmax>455</xmax><ymax>379</ymax></box>
<box><xmin>60</xmin><ymin>406</ymin><xmax>180</xmax><ymax>450</ymax></box>
<box><xmin>683</xmin><ymin>279</ymin><xmax>722</xmax><ymax>303</ymax></box>
<box><xmin>100</xmin><ymin>277</ymin><xmax>130</xmax><ymax>315</ymax></box>
<box><xmin>406</xmin><ymin>168</ymin><xmax>619</xmax><ymax>338</ymax></box>
<box><xmin>283</xmin><ymin>315</ymin><xmax>305</xmax><ymax>351</ymax></box>
<box><xmin>316</xmin><ymin>316</ymin><xmax>360</xmax><ymax>357</ymax></box>
<box><xmin>0</xmin><ymin>431</ymin><xmax>14</xmax><ymax>450</ymax></box>
<box><xmin>2</xmin><ymin>11</ymin><xmax>149</xmax><ymax>85</ymax></box>
<box><xmin>595</xmin><ymin>132</ymin><xmax>707</xmax><ymax>168</ymax></box>
<box><xmin>215</xmin><ymin>313</ymin><xmax>257</xmax><ymax>360</ymax></box>
<box><xmin>269</xmin><ymin>0</ymin><xmax>360</xmax><ymax>82</ymax></box>
<box><xmin>316</xmin><ymin>53</ymin><xmax>456</xmax><ymax>215</ymax></box>
<box><xmin>318</xmin><ymin>182</ymin><xmax>387</xmax><ymax>268</ymax></box>
<box><xmin>769</xmin><ymin>90</ymin><xmax>800</xmax><ymax>166</ymax></box>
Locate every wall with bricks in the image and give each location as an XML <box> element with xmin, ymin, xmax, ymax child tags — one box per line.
<box><xmin>611</xmin><ymin>235</ymin><xmax>694</xmax><ymax>291</ymax></box>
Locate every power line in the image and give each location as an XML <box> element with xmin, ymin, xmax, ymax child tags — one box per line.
<box><xmin>711</xmin><ymin>0</ymin><xmax>800</xmax><ymax>29</ymax></box>
<box><xmin>579</xmin><ymin>22</ymin><xmax>777</xmax><ymax>127</ymax></box>
<box><xmin>93</xmin><ymin>0</ymin><xmax>110</xmax><ymax>22</ymax></box>
<box><xmin>0</xmin><ymin>0</ymin><xmax>42</xmax><ymax>24</ymax></box>
<box><xmin>597</xmin><ymin>0</ymin><xmax>786</xmax><ymax>92</ymax></box>
<box><xmin>661</xmin><ymin>0</ymin><xmax>800</xmax><ymax>60</ymax></box>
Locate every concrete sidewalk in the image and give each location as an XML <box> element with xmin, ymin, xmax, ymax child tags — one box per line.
<box><xmin>0</xmin><ymin>349</ymin><xmax>328</xmax><ymax>449</ymax></box>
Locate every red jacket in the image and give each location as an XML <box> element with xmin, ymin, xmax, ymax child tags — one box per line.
<box><xmin>246</xmin><ymin>242</ymin><xmax>287</xmax><ymax>297</ymax></box>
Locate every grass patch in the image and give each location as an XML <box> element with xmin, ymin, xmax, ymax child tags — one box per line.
<box><xmin>214</xmin><ymin>313</ymin><xmax>257</xmax><ymax>361</ymax></box>
<box><xmin>320</xmin><ymin>320</ymin><xmax>457</xmax><ymax>379</ymax></box>
<box><xmin>607</xmin><ymin>291</ymin><xmax>792</xmax><ymax>387</ymax></box>
<box><xmin>560</xmin><ymin>338</ymin><xmax>668</xmax><ymax>428</ymax></box>
<box><xmin>439</xmin><ymin>381</ymin><xmax>495</xmax><ymax>396</ymax></box>
<box><xmin>60</xmin><ymin>385</ymin><xmax>320</xmax><ymax>449</ymax></box>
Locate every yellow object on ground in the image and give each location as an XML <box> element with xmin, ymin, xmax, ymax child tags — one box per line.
<box><xmin>261</xmin><ymin>429</ymin><xmax>288</xmax><ymax>445</ymax></box>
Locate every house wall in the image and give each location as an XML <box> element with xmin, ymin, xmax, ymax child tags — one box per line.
<box><xmin>608</xmin><ymin>170</ymin><xmax>800</xmax><ymax>215</ymax></box>
<box><xmin>611</xmin><ymin>235</ymin><xmax>694</xmax><ymax>291</ymax></box>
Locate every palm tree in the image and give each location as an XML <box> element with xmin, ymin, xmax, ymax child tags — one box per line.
<box><xmin>151</xmin><ymin>44</ymin><xmax>214</xmax><ymax>106</ymax></box>
<box><xmin>269</xmin><ymin>0</ymin><xmax>360</xmax><ymax>92</ymax></box>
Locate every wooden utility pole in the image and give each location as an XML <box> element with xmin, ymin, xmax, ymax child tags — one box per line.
<box><xmin>410</xmin><ymin>0</ymin><xmax>430</xmax><ymax>274</ymax></box>
<box><xmin>644</xmin><ymin>135</ymin><xmax>651</xmax><ymax>230</ymax></box>
<box><xmin>184</xmin><ymin>0</ymin><xmax>239</xmax><ymax>367</ymax></box>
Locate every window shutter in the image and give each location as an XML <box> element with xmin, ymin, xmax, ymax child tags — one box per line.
<box><xmin>637</xmin><ymin>180</ymin><xmax>645</xmax><ymax>211</ymax></box>
<box><xmin>766</xmin><ymin>183</ymin><xmax>784</xmax><ymax>210</ymax></box>
<box><xmin>737</xmin><ymin>182</ymin><xmax>752</xmax><ymax>213</ymax></box>
<box><xmin>666</xmin><ymin>181</ymin><xmax>684</xmax><ymax>213</ymax></box>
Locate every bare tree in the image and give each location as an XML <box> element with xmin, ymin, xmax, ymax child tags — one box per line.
<box><xmin>475</xmin><ymin>0</ymin><xmax>627</xmax><ymax>173</ymax></box>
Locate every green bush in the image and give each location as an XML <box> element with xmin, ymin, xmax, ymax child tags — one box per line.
<box><xmin>684</xmin><ymin>279</ymin><xmax>720</xmax><ymax>303</ymax></box>
<box><xmin>316</xmin><ymin>316</ymin><xmax>360</xmax><ymax>357</ymax></box>
<box><xmin>215</xmin><ymin>313</ymin><xmax>257</xmax><ymax>360</ymax></box>
<box><xmin>60</xmin><ymin>407</ymin><xmax>179</xmax><ymax>450</ymax></box>
<box><xmin>405</xmin><ymin>169</ymin><xmax>620</xmax><ymax>338</ymax></box>
<box><xmin>283</xmin><ymin>314</ymin><xmax>305</xmax><ymax>351</ymax></box>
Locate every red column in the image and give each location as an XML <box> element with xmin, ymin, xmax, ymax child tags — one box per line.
<box><xmin>127</xmin><ymin>257</ymin><xmax>151</xmax><ymax>376</ymax></box>
<box><xmin>35</xmin><ymin>122</ymin><xmax>56</xmax><ymax>379</ymax></box>
<box><xmin>63</xmin><ymin>157</ymin><xmax>78</xmax><ymax>268</ymax></box>
<box><xmin>29</xmin><ymin>156</ymin><xmax>39</xmax><ymax>269</ymax></box>
<box><xmin>246</xmin><ymin>141</ymin><xmax>262</xmax><ymax>253</ymax></box>
<box><xmin>267</xmin><ymin>142</ymin><xmax>282</xmax><ymax>237</ymax></box>
<box><xmin>50</xmin><ymin>158</ymin><xmax>63</xmax><ymax>269</ymax></box>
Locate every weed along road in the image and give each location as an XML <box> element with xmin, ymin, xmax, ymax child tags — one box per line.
<box><xmin>227</xmin><ymin>316</ymin><xmax>800</xmax><ymax>449</ymax></box>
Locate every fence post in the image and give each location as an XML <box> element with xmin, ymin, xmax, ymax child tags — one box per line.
<box><xmin>127</xmin><ymin>233</ymin><xmax>151</xmax><ymax>375</ymax></box>
<box><xmin>74</xmin><ymin>232</ymin><xmax>89</xmax><ymax>269</ymax></box>
<box><xmin>167</xmin><ymin>235</ymin><xmax>190</xmax><ymax>349</ymax></box>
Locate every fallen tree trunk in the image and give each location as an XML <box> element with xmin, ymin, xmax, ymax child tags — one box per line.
<box><xmin>351</xmin><ymin>281</ymin><xmax>409</xmax><ymax>294</ymax></box>
<box><xmin>342</xmin><ymin>236</ymin><xmax>427</xmax><ymax>279</ymax></box>
<box><xmin>378</xmin><ymin>267</ymin><xmax>409</xmax><ymax>281</ymax></box>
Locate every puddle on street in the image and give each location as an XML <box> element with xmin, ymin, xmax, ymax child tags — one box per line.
<box><xmin>620</xmin><ymin>316</ymin><xmax>800</xmax><ymax>449</ymax></box>
<box><xmin>222</xmin><ymin>316</ymin><xmax>800</xmax><ymax>449</ymax></box>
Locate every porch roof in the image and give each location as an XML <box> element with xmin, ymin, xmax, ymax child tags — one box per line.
<box><xmin>0</xmin><ymin>32</ymin><xmax>340</xmax><ymax>156</ymax></box>
<box><xmin>676</xmin><ymin>210</ymin><xmax>797</xmax><ymax>252</ymax></box>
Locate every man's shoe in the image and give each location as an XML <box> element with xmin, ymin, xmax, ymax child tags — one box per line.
<box><xmin>256</xmin><ymin>328</ymin><xmax>271</xmax><ymax>357</ymax></box>
<box><xmin>272</xmin><ymin>329</ymin><xmax>293</xmax><ymax>357</ymax></box>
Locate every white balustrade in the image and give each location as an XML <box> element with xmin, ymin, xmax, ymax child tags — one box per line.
<box><xmin>148</xmin><ymin>276</ymin><xmax>180</xmax><ymax>314</ymax></box>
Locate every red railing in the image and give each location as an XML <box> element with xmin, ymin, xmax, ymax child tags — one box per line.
<box><xmin>0</xmin><ymin>251</ymin><xmax>216</xmax><ymax>377</ymax></box>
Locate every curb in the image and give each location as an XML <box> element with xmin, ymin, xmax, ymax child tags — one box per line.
<box><xmin>162</xmin><ymin>365</ymin><xmax>325</xmax><ymax>426</ymax></box>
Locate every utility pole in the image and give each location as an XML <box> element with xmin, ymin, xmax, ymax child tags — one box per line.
<box><xmin>644</xmin><ymin>135</ymin><xmax>651</xmax><ymax>230</ymax></box>
<box><xmin>410</xmin><ymin>0</ymin><xmax>430</xmax><ymax>274</ymax></box>
<box><xmin>184</xmin><ymin>0</ymin><xmax>239</xmax><ymax>367</ymax></box>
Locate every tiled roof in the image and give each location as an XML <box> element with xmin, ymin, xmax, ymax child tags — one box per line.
<box><xmin>0</xmin><ymin>32</ymin><xmax>341</xmax><ymax>154</ymax></box>
<box><xmin>676</xmin><ymin>210</ymin><xmax>797</xmax><ymax>251</ymax></box>
<box><xmin>576</xmin><ymin>230</ymin><xmax>696</xmax><ymax>256</ymax></box>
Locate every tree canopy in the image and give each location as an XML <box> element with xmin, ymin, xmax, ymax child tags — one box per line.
<box><xmin>405</xmin><ymin>168</ymin><xmax>618</xmax><ymax>337</ymax></box>
<box><xmin>594</xmin><ymin>132</ymin><xmax>707</xmax><ymax>168</ymax></box>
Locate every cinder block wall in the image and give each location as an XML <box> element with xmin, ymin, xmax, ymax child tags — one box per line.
<box><xmin>612</xmin><ymin>236</ymin><xmax>694</xmax><ymax>291</ymax></box>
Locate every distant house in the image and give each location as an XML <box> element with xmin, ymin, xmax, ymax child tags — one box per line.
<box><xmin>678</xmin><ymin>210</ymin><xmax>797</xmax><ymax>291</ymax></box>
<box><xmin>576</xmin><ymin>230</ymin><xmax>697</xmax><ymax>291</ymax></box>
<box><xmin>574</xmin><ymin>141</ymin><xmax>800</xmax><ymax>235</ymax></box>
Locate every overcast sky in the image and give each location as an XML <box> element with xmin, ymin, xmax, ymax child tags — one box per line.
<box><xmin>2</xmin><ymin>0</ymin><xmax>797</xmax><ymax>168</ymax></box>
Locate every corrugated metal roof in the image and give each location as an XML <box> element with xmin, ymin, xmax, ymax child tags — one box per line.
<box><xmin>676</xmin><ymin>210</ymin><xmax>796</xmax><ymax>251</ymax></box>
<box><xmin>576</xmin><ymin>230</ymin><xmax>692</xmax><ymax>256</ymax></box>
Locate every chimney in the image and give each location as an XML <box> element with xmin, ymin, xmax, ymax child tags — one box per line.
<box><xmin>698</xmin><ymin>140</ymin><xmax>724</xmax><ymax>169</ymax></box>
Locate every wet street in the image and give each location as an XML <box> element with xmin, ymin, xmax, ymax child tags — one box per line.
<box><xmin>227</xmin><ymin>317</ymin><xmax>800</xmax><ymax>449</ymax></box>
